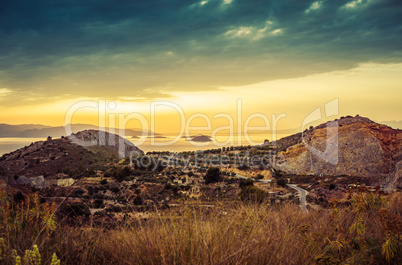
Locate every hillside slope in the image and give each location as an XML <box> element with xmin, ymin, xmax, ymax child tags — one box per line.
<box><xmin>0</xmin><ymin>130</ymin><xmax>143</xmax><ymax>182</ymax></box>
<box><xmin>274</xmin><ymin>115</ymin><xmax>401</xmax><ymax>188</ymax></box>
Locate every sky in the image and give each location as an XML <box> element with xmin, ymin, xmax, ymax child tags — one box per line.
<box><xmin>0</xmin><ymin>0</ymin><xmax>401</xmax><ymax>135</ymax></box>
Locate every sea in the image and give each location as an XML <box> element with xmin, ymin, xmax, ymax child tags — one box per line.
<box><xmin>0</xmin><ymin>133</ymin><xmax>291</xmax><ymax>156</ymax></box>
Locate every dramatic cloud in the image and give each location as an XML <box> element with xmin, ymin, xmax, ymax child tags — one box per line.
<box><xmin>0</xmin><ymin>0</ymin><xmax>401</xmax><ymax>104</ymax></box>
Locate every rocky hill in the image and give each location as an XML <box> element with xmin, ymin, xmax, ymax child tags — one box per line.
<box><xmin>68</xmin><ymin>130</ymin><xmax>143</xmax><ymax>158</ymax></box>
<box><xmin>0</xmin><ymin>130</ymin><xmax>143</xmax><ymax>183</ymax></box>
<box><xmin>271</xmin><ymin>132</ymin><xmax>303</xmax><ymax>152</ymax></box>
<box><xmin>273</xmin><ymin>115</ymin><xmax>402</xmax><ymax>189</ymax></box>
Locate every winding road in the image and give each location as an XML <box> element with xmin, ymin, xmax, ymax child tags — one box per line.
<box><xmin>235</xmin><ymin>174</ymin><xmax>308</xmax><ymax>213</ymax></box>
<box><xmin>286</xmin><ymin>184</ymin><xmax>308</xmax><ymax>213</ymax></box>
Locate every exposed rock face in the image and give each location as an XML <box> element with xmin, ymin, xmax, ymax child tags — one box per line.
<box><xmin>14</xmin><ymin>175</ymin><xmax>46</xmax><ymax>188</ymax></box>
<box><xmin>274</xmin><ymin>116</ymin><xmax>402</xmax><ymax>185</ymax></box>
<box><xmin>69</xmin><ymin>130</ymin><xmax>143</xmax><ymax>158</ymax></box>
<box><xmin>271</xmin><ymin>132</ymin><xmax>303</xmax><ymax>152</ymax></box>
<box><xmin>0</xmin><ymin>130</ymin><xmax>143</xmax><ymax>181</ymax></box>
<box><xmin>384</xmin><ymin>161</ymin><xmax>402</xmax><ymax>192</ymax></box>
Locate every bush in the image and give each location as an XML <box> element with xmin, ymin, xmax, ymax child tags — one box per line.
<box><xmin>237</xmin><ymin>165</ymin><xmax>249</xmax><ymax>170</ymax></box>
<box><xmin>93</xmin><ymin>199</ymin><xmax>104</xmax><ymax>209</ymax></box>
<box><xmin>111</xmin><ymin>166</ymin><xmax>132</xmax><ymax>182</ymax></box>
<box><xmin>272</xmin><ymin>168</ymin><xmax>283</xmax><ymax>178</ymax></box>
<box><xmin>58</xmin><ymin>202</ymin><xmax>91</xmax><ymax>218</ymax></box>
<box><xmin>0</xmin><ymin>240</ymin><xmax>61</xmax><ymax>265</ymax></box>
<box><xmin>110</xmin><ymin>186</ymin><xmax>120</xmax><ymax>193</ymax></box>
<box><xmin>71</xmin><ymin>189</ymin><xmax>85</xmax><ymax>197</ymax></box>
<box><xmin>239</xmin><ymin>178</ymin><xmax>254</xmax><ymax>189</ymax></box>
<box><xmin>276</xmin><ymin>178</ymin><xmax>287</xmax><ymax>187</ymax></box>
<box><xmin>238</xmin><ymin>186</ymin><xmax>268</xmax><ymax>203</ymax></box>
<box><xmin>255</xmin><ymin>174</ymin><xmax>264</xmax><ymax>180</ymax></box>
<box><xmin>13</xmin><ymin>191</ymin><xmax>25</xmax><ymax>204</ymax></box>
<box><xmin>204</xmin><ymin>167</ymin><xmax>221</xmax><ymax>184</ymax></box>
<box><xmin>133</xmin><ymin>195</ymin><xmax>143</xmax><ymax>205</ymax></box>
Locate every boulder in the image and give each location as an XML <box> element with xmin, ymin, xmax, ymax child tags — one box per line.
<box><xmin>57</xmin><ymin>178</ymin><xmax>75</xmax><ymax>187</ymax></box>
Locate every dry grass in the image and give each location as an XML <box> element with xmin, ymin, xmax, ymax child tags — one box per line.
<box><xmin>50</xmin><ymin>203</ymin><xmax>324</xmax><ymax>265</ymax></box>
<box><xmin>2</xmin><ymin>190</ymin><xmax>402</xmax><ymax>264</ymax></box>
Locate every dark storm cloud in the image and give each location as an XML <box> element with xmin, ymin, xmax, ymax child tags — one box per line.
<box><xmin>0</xmin><ymin>0</ymin><xmax>401</xmax><ymax>103</ymax></box>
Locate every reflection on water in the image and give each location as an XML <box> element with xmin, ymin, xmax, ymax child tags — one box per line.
<box><xmin>0</xmin><ymin>138</ymin><xmax>46</xmax><ymax>156</ymax></box>
<box><xmin>132</xmin><ymin>134</ymin><xmax>290</xmax><ymax>153</ymax></box>
<box><xmin>0</xmin><ymin>133</ymin><xmax>291</xmax><ymax>156</ymax></box>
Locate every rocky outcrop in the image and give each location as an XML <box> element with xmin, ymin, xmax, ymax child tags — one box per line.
<box><xmin>0</xmin><ymin>130</ymin><xmax>143</xmax><ymax>181</ymax></box>
<box><xmin>384</xmin><ymin>161</ymin><xmax>402</xmax><ymax>192</ymax></box>
<box><xmin>57</xmin><ymin>178</ymin><xmax>75</xmax><ymax>187</ymax></box>
<box><xmin>14</xmin><ymin>175</ymin><xmax>46</xmax><ymax>188</ymax></box>
<box><xmin>274</xmin><ymin>115</ymin><xmax>402</xmax><ymax>182</ymax></box>
<box><xmin>68</xmin><ymin>130</ymin><xmax>143</xmax><ymax>158</ymax></box>
<box><xmin>271</xmin><ymin>133</ymin><xmax>303</xmax><ymax>152</ymax></box>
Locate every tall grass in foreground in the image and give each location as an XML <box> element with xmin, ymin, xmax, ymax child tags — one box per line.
<box><xmin>1</xmin><ymin>188</ymin><xmax>401</xmax><ymax>264</ymax></box>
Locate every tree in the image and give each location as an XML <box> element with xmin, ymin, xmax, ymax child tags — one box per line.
<box><xmin>239</xmin><ymin>178</ymin><xmax>254</xmax><ymax>189</ymax></box>
<box><xmin>204</xmin><ymin>167</ymin><xmax>221</xmax><ymax>184</ymax></box>
<box><xmin>271</xmin><ymin>168</ymin><xmax>283</xmax><ymax>178</ymax></box>
<box><xmin>255</xmin><ymin>174</ymin><xmax>264</xmax><ymax>180</ymax></box>
<box><xmin>239</xmin><ymin>185</ymin><xmax>268</xmax><ymax>203</ymax></box>
<box><xmin>276</xmin><ymin>178</ymin><xmax>287</xmax><ymax>187</ymax></box>
<box><xmin>59</xmin><ymin>202</ymin><xmax>91</xmax><ymax>218</ymax></box>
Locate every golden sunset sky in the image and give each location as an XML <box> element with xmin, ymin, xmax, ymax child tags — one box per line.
<box><xmin>0</xmin><ymin>0</ymin><xmax>401</xmax><ymax>135</ymax></box>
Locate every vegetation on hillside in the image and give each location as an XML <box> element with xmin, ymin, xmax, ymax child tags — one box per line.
<box><xmin>0</xmin><ymin>186</ymin><xmax>400</xmax><ymax>264</ymax></box>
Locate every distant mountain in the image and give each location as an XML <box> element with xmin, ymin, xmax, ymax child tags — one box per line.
<box><xmin>0</xmin><ymin>130</ymin><xmax>143</xmax><ymax>181</ymax></box>
<box><xmin>0</xmin><ymin>123</ymin><xmax>160</xmax><ymax>138</ymax></box>
<box><xmin>381</xmin><ymin>120</ymin><xmax>402</xmax><ymax>129</ymax></box>
<box><xmin>272</xmin><ymin>115</ymin><xmax>402</xmax><ymax>190</ymax></box>
<box><xmin>0</xmin><ymin>123</ymin><xmax>52</xmax><ymax>136</ymax></box>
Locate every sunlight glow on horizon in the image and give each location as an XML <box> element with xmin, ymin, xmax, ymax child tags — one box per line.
<box><xmin>1</xmin><ymin>62</ymin><xmax>401</xmax><ymax>134</ymax></box>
